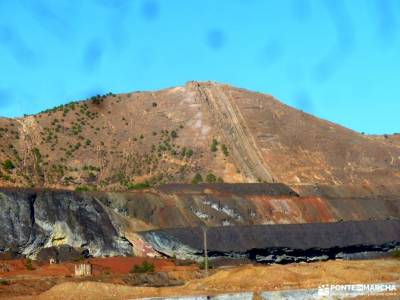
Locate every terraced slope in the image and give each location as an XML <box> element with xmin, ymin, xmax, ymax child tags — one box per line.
<box><xmin>1</xmin><ymin>184</ymin><xmax>399</xmax><ymax>258</ymax></box>
<box><xmin>0</xmin><ymin>82</ymin><xmax>399</xmax><ymax>190</ymax></box>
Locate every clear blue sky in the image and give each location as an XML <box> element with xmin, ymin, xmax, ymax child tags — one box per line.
<box><xmin>0</xmin><ymin>0</ymin><xmax>399</xmax><ymax>134</ymax></box>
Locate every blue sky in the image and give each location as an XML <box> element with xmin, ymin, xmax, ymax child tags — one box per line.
<box><xmin>0</xmin><ymin>0</ymin><xmax>399</xmax><ymax>134</ymax></box>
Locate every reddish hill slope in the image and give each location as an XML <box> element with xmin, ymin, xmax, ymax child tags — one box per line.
<box><xmin>0</xmin><ymin>81</ymin><xmax>399</xmax><ymax>190</ymax></box>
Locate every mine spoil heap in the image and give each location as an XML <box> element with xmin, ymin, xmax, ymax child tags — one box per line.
<box><xmin>0</xmin><ymin>81</ymin><xmax>399</xmax><ymax>261</ymax></box>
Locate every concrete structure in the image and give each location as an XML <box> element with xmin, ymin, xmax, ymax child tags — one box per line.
<box><xmin>74</xmin><ymin>263</ymin><xmax>92</xmax><ymax>277</ymax></box>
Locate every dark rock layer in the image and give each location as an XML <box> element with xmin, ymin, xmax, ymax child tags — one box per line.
<box><xmin>0</xmin><ymin>188</ymin><xmax>132</xmax><ymax>258</ymax></box>
<box><xmin>140</xmin><ymin>220</ymin><xmax>400</xmax><ymax>261</ymax></box>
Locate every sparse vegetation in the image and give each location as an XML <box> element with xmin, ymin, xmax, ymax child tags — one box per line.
<box><xmin>186</xmin><ymin>149</ymin><xmax>193</xmax><ymax>158</ymax></box>
<box><xmin>391</xmin><ymin>249</ymin><xmax>400</xmax><ymax>259</ymax></box>
<box><xmin>2</xmin><ymin>159</ymin><xmax>15</xmax><ymax>171</ymax></box>
<box><xmin>192</xmin><ymin>173</ymin><xmax>203</xmax><ymax>184</ymax></box>
<box><xmin>0</xmin><ymin>279</ymin><xmax>9</xmax><ymax>285</ymax></box>
<box><xmin>130</xmin><ymin>261</ymin><xmax>155</xmax><ymax>273</ymax></box>
<box><xmin>198</xmin><ymin>260</ymin><xmax>213</xmax><ymax>270</ymax></box>
<box><xmin>206</xmin><ymin>173</ymin><xmax>217</xmax><ymax>183</ymax></box>
<box><xmin>127</xmin><ymin>181</ymin><xmax>151</xmax><ymax>190</ymax></box>
<box><xmin>75</xmin><ymin>185</ymin><xmax>95</xmax><ymax>192</ymax></box>
<box><xmin>25</xmin><ymin>258</ymin><xmax>34</xmax><ymax>270</ymax></box>
<box><xmin>170</xmin><ymin>130</ymin><xmax>178</xmax><ymax>139</ymax></box>
<box><xmin>210</xmin><ymin>139</ymin><xmax>218</xmax><ymax>152</ymax></box>
<box><xmin>221</xmin><ymin>144</ymin><xmax>229</xmax><ymax>156</ymax></box>
<box><xmin>0</xmin><ymin>172</ymin><xmax>11</xmax><ymax>181</ymax></box>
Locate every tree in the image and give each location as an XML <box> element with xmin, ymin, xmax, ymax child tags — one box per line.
<box><xmin>221</xmin><ymin>144</ymin><xmax>229</xmax><ymax>156</ymax></box>
<box><xmin>3</xmin><ymin>160</ymin><xmax>15</xmax><ymax>171</ymax></box>
<box><xmin>192</xmin><ymin>173</ymin><xmax>203</xmax><ymax>184</ymax></box>
<box><xmin>206</xmin><ymin>173</ymin><xmax>217</xmax><ymax>183</ymax></box>
<box><xmin>181</xmin><ymin>147</ymin><xmax>187</xmax><ymax>157</ymax></box>
<box><xmin>210</xmin><ymin>139</ymin><xmax>218</xmax><ymax>152</ymax></box>
<box><xmin>186</xmin><ymin>149</ymin><xmax>193</xmax><ymax>158</ymax></box>
<box><xmin>170</xmin><ymin>130</ymin><xmax>178</xmax><ymax>139</ymax></box>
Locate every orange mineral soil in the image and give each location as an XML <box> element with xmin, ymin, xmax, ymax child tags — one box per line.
<box><xmin>1</xmin><ymin>258</ymin><xmax>399</xmax><ymax>300</ymax></box>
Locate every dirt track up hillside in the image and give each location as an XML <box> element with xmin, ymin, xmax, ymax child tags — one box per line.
<box><xmin>189</xmin><ymin>81</ymin><xmax>274</xmax><ymax>183</ymax></box>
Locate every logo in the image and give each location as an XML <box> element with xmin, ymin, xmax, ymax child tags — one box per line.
<box><xmin>317</xmin><ymin>283</ymin><xmax>397</xmax><ymax>297</ymax></box>
<box><xmin>317</xmin><ymin>284</ymin><xmax>330</xmax><ymax>296</ymax></box>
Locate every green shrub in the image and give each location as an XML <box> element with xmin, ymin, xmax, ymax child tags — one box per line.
<box><xmin>0</xmin><ymin>279</ymin><xmax>9</xmax><ymax>285</ymax></box>
<box><xmin>198</xmin><ymin>260</ymin><xmax>213</xmax><ymax>270</ymax></box>
<box><xmin>186</xmin><ymin>149</ymin><xmax>193</xmax><ymax>158</ymax></box>
<box><xmin>221</xmin><ymin>144</ymin><xmax>229</xmax><ymax>156</ymax></box>
<box><xmin>210</xmin><ymin>139</ymin><xmax>218</xmax><ymax>152</ymax></box>
<box><xmin>130</xmin><ymin>261</ymin><xmax>155</xmax><ymax>273</ymax></box>
<box><xmin>180</xmin><ymin>147</ymin><xmax>186</xmax><ymax>157</ymax></box>
<box><xmin>33</xmin><ymin>148</ymin><xmax>42</xmax><ymax>160</ymax></box>
<box><xmin>2</xmin><ymin>160</ymin><xmax>15</xmax><ymax>171</ymax></box>
<box><xmin>25</xmin><ymin>258</ymin><xmax>34</xmax><ymax>270</ymax></box>
<box><xmin>170</xmin><ymin>130</ymin><xmax>178</xmax><ymax>138</ymax></box>
<box><xmin>192</xmin><ymin>173</ymin><xmax>203</xmax><ymax>184</ymax></box>
<box><xmin>75</xmin><ymin>185</ymin><xmax>92</xmax><ymax>192</ymax></box>
<box><xmin>206</xmin><ymin>173</ymin><xmax>217</xmax><ymax>183</ymax></box>
<box><xmin>127</xmin><ymin>181</ymin><xmax>150</xmax><ymax>190</ymax></box>
<box><xmin>391</xmin><ymin>249</ymin><xmax>400</xmax><ymax>258</ymax></box>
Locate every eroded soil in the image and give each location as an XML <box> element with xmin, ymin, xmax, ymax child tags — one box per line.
<box><xmin>1</xmin><ymin>258</ymin><xmax>399</xmax><ymax>299</ymax></box>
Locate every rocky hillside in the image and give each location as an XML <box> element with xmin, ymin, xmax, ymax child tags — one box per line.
<box><xmin>0</xmin><ymin>81</ymin><xmax>399</xmax><ymax>190</ymax></box>
<box><xmin>1</xmin><ymin>185</ymin><xmax>399</xmax><ymax>260</ymax></box>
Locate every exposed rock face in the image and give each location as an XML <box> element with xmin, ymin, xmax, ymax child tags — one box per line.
<box><xmin>95</xmin><ymin>183</ymin><xmax>400</xmax><ymax>228</ymax></box>
<box><xmin>0</xmin><ymin>188</ymin><xmax>132</xmax><ymax>258</ymax></box>
<box><xmin>1</xmin><ymin>81</ymin><xmax>399</xmax><ymax>190</ymax></box>
<box><xmin>1</xmin><ymin>184</ymin><xmax>399</xmax><ymax>260</ymax></box>
<box><xmin>139</xmin><ymin>221</ymin><xmax>400</xmax><ymax>262</ymax></box>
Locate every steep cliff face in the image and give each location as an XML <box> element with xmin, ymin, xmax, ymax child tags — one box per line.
<box><xmin>0</xmin><ymin>189</ymin><xmax>132</xmax><ymax>258</ymax></box>
<box><xmin>1</xmin><ymin>82</ymin><xmax>399</xmax><ymax>190</ymax></box>
<box><xmin>1</xmin><ymin>184</ymin><xmax>399</xmax><ymax>259</ymax></box>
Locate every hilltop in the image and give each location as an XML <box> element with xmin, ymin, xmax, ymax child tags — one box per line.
<box><xmin>0</xmin><ymin>81</ymin><xmax>399</xmax><ymax>191</ymax></box>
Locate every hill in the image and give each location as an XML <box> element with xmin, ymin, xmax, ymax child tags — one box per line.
<box><xmin>0</xmin><ymin>81</ymin><xmax>399</xmax><ymax>191</ymax></box>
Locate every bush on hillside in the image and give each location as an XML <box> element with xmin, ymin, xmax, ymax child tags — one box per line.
<box><xmin>130</xmin><ymin>261</ymin><xmax>155</xmax><ymax>273</ymax></box>
<box><xmin>2</xmin><ymin>160</ymin><xmax>15</xmax><ymax>171</ymax></box>
<box><xmin>192</xmin><ymin>173</ymin><xmax>203</xmax><ymax>184</ymax></box>
<box><xmin>206</xmin><ymin>173</ymin><xmax>217</xmax><ymax>183</ymax></box>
